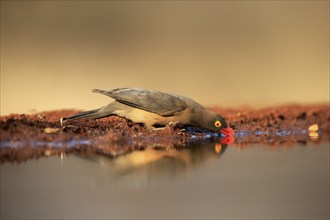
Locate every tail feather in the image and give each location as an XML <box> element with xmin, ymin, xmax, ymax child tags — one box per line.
<box><xmin>60</xmin><ymin>100</ymin><xmax>121</xmax><ymax>126</ymax></box>
<box><xmin>61</xmin><ymin>108</ymin><xmax>108</xmax><ymax>125</ymax></box>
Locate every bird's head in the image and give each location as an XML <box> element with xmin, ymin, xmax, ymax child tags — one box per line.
<box><xmin>202</xmin><ymin>112</ymin><xmax>235</xmax><ymax>138</ymax></box>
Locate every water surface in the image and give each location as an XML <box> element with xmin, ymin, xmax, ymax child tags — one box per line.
<box><xmin>1</xmin><ymin>142</ymin><xmax>329</xmax><ymax>219</ymax></box>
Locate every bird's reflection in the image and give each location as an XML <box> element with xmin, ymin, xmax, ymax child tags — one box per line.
<box><xmin>76</xmin><ymin>142</ymin><xmax>227</xmax><ymax>188</ymax></box>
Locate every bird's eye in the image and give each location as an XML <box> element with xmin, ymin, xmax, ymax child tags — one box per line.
<box><xmin>215</xmin><ymin>120</ymin><xmax>221</xmax><ymax>127</ymax></box>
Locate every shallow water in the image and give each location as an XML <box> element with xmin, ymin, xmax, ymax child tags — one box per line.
<box><xmin>1</xmin><ymin>142</ymin><xmax>329</xmax><ymax>219</ymax></box>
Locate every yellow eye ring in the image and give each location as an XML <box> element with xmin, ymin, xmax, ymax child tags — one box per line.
<box><xmin>215</xmin><ymin>120</ymin><xmax>221</xmax><ymax>127</ymax></box>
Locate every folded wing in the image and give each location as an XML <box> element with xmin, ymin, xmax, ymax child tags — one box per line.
<box><xmin>92</xmin><ymin>88</ymin><xmax>187</xmax><ymax>116</ymax></box>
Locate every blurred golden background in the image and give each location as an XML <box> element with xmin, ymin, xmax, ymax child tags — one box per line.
<box><xmin>1</xmin><ymin>1</ymin><xmax>329</xmax><ymax>115</ymax></box>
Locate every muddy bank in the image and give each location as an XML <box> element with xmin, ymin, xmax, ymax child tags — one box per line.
<box><xmin>1</xmin><ymin>104</ymin><xmax>329</xmax><ymax>162</ymax></box>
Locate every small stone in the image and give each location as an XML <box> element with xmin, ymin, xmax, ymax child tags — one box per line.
<box><xmin>308</xmin><ymin>124</ymin><xmax>319</xmax><ymax>139</ymax></box>
<box><xmin>308</xmin><ymin>124</ymin><xmax>319</xmax><ymax>132</ymax></box>
<box><xmin>44</xmin><ymin>127</ymin><xmax>60</xmax><ymax>134</ymax></box>
<box><xmin>297</xmin><ymin>112</ymin><xmax>307</xmax><ymax>120</ymax></box>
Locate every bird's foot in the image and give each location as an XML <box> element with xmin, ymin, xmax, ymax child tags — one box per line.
<box><xmin>167</xmin><ymin>121</ymin><xmax>185</xmax><ymax>130</ymax></box>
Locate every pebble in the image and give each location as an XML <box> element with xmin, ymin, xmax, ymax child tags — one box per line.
<box><xmin>44</xmin><ymin>127</ymin><xmax>60</xmax><ymax>134</ymax></box>
<box><xmin>308</xmin><ymin>124</ymin><xmax>319</xmax><ymax>132</ymax></box>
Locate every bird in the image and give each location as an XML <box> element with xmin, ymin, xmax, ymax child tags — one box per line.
<box><xmin>60</xmin><ymin>88</ymin><xmax>234</xmax><ymax>137</ymax></box>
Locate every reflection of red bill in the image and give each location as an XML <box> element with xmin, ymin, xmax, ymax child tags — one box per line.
<box><xmin>220</xmin><ymin>127</ymin><xmax>235</xmax><ymax>144</ymax></box>
<box><xmin>220</xmin><ymin>136</ymin><xmax>235</xmax><ymax>144</ymax></box>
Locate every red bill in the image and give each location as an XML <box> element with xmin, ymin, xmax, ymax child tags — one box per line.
<box><xmin>221</xmin><ymin>127</ymin><xmax>235</xmax><ymax>138</ymax></box>
<box><xmin>220</xmin><ymin>127</ymin><xmax>235</xmax><ymax>144</ymax></box>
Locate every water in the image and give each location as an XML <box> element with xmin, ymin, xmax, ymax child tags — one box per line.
<box><xmin>1</xmin><ymin>142</ymin><xmax>329</xmax><ymax>219</ymax></box>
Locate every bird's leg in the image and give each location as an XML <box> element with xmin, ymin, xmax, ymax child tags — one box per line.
<box><xmin>148</xmin><ymin>121</ymin><xmax>182</xmax><ymax>131</ymax></box>
<box><xmin>149</xmin><ymin>126</ymin><xmax>167</xmax><ymax>131</ymax></box>
<box><xmin>148</xmin><ymin>121</ymin><xmax>185</xmax><ymax>131</ymax></box>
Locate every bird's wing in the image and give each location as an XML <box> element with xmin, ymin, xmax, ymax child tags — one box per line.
<box><xmin>92</xmin><ymin>88</ymin><xmax>187</xmax><ymax>116</ymax></box>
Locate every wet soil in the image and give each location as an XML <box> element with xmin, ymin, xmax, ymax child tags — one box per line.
<box><xmin>1</xmin><ymin>104</ymin><xmax>329</xmax><ymax>162</ymax></box>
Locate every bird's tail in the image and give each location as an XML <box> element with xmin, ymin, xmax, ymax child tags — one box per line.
<box><xmin>92</xmin><ymin>88</ymin><xmax>110</xmax><ymax>96</ymax></box>
<box><xmin>60</xmin><ymin>108</ymin><xmax>106</xmax><ymax>125</ymax></box>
